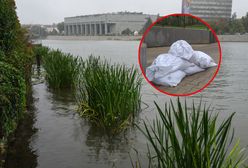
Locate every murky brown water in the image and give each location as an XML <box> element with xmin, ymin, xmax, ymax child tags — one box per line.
<box><xmin>5</xmin><ymin>41</ymin><xmax>248</xmax><ymax>168</ymax></box>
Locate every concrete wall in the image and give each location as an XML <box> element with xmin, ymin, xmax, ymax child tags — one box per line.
<box><xmin>140</xmin><ymin>43</ymin><xmax>147</xmax><ymax>72</ymax></box>
<box><xmin>144</xmin><ymin>26</ymin><xmax>212</xmax><ymax>48</ymax></box>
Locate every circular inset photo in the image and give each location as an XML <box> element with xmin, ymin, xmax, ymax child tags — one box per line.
<box><xmin>139</xmin><ymin>14</ymin><xmax>221</xmax><ymax>96</ymax></box>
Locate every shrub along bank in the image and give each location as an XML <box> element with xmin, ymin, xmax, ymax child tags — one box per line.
<box><xmin>0</xmin><ymin>62</ymin><xmax>26</xmax><ymax>140</ymax></box>
<box><xmin>0</xmin><ymin>0</ymin><xmax>34</xmax><ymax>164</ymax></box>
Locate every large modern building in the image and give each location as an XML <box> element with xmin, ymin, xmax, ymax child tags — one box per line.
<box><xmin>64</xmin><ymin>12</ymin><xmax>157</xmax><ymax>36</ymax></box>
<box><xmin>182</xmin><ymin>0</ymin><xmax>232</xmax><ymax>21</ymax></box>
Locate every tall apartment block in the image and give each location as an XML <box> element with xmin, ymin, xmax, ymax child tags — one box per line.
<box><xmin>182</xmin><ymin>0</ymin><xmax>232</xmax><ymax>21</ymax></box>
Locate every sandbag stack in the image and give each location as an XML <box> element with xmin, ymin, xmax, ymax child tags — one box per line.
<box><xmin>146</xmin><ymin>40</ymin><xmax>217</xmax><ymax>87</ymax></box>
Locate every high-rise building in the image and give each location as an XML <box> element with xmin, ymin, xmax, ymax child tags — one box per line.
<box><xmin>182</xmin><ymin>0</ymin><xmax>232</xmax><ymax>21</ymax></box>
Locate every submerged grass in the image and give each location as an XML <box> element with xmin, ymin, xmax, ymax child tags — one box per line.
<box><xmin>137</xmin><ymin>98</ymin><xmax>247</xmax><ymax>168</ymax></box>
<box><xmin>77</xmin><ymin>56</ymin><xmax>142</xmax><ymax>134</ymax></box>
<box><xmin>42</xmin><ymin>49</ymin><xmax>79</xmax><ymax>89</ymax></box>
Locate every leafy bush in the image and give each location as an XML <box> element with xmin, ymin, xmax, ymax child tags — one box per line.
<box><xmin>0</xmin><ymin>62</ymin><xmax>26</xmax><ymax>139</ymax></box>
<box><xmin>121</xmin><ymin>28</ymin><xmax>133</xmax><ymax>35</ymax></box>
<box><xmin>138</xmin><ymin>99</ymin><xmax>247</xmax><ymax>168</ymax></box>
<box><xmin>33</xmin><ymin>45</ymin><xmax>49</xmax><ymax>59</ymax></box>
<box><xmin>42</xmin><ymin>49</ymin><xmax>79</xmax><ymax>89</ymax></box>
<box><xmin>0</xmin><ymin>2</ymin><xmax>33</xmax><ymax>161</ymax></box>
<box><xmin>33</xmin><ymin>45</ymin><xmax>49</xmax><ymax>67</ymax></box>
<box><xmin>77</xmin><ymin>56</ymin><xmax>142</xmax><ymax>134</ymax></box>
<box><xmin>0</xmin><ymin>0</ymin><xmax>20</xmax><ymax>53</ymax></box>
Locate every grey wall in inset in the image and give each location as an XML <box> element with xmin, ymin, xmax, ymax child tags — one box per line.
<box><xmin>140</xmin><ymin>43</ymin><xmax>147</xmax><ymax>72</ymax></box>
<box><xmin>144</xmin><ymin>26</ymin><xmax>213</xmax><ymax>48</ymax></box>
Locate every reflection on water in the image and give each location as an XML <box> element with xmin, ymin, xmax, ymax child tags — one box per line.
<box><xmin>5</xmin><ymin>41</ymin><xmax>248</xmax><ymax>168</ymax></box>
<box><xmin>194</xmin><ymin>43</ymin><xmax>248</xmax><ymax>114</ymax></box>
<box><xmin>5</xmin><ymin>89</ymin><xmax>38</xmax><ymax>168</ymax></box>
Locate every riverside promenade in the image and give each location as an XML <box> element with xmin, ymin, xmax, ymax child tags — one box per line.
<box><xmin>46</xmin><ymin>35</ymin><xmax>248</xmax><ymax>42</ymax></box>
<box><xmin>46</xmin><ymin>35</ymin><xmax>142</xmax><ymax>41</ymax></box>
<box><xmin>146</xmin><ymin>43</ymin><xmax>219</xmax><ymax>95</ymax></box>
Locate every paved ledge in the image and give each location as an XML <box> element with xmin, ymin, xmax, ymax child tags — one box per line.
<box><xmin>218</xmin><ymin>35</ymin><xmax>248</xmax><ymax>42</ymax></box>
<box><xmin>146</xmin><ymin>43</ymin><xmax>219</xmax><ymax>95</ymax></box>
<box><xmin>45</xmin><ymin>35</ymin><xmax>142</xmax><ymax>41</ymax></box>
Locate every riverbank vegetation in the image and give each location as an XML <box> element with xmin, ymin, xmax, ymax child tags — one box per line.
<box><xmin>42</xmin><ymin>49</ymin><xmax>79</xmax><ymax>89</ymax></box>
<box><xmin>33</xmin><ymin>46</ymin><xmax>142</xmax><ymax>134</ymax></box>
<box><xmin>138</xmin><ymin>99</ymin><xmax>247</xmax><ymax>168</ymax></box>
<box><xmin>0</xmin><ymin>0</ymin><xmax>34</xmax><ymax>164</ymax></box>
<box><xmin>33</xmin><ymin>45</ymin><xmax>80</xmax><ymax>89</ymax></box>
<box><xmin>77</xmin><ymin>56</ymin><xmax>142</xmax><ymax>134</ymax></box>
<box><xmin>0</xmin><ymin>62</ymin><xmax>26</xmax><ymax>142</ymax></box>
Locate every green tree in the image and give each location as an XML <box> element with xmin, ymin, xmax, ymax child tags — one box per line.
<box><xmin>121</xmin><ymin>28</ymin><xmax>132</xmax><ymax>35</ymax></box>
<box><xmin>0</xmin><ymin>0</ymin><xmax>21</xmax><ymax>53</ymax></box>
<box><xmin>0</xmin><ymin>0</ymin><xmax>33</xmax><ymax>77</ymax></box>
<box><xmin>242</xmin><ymin>12</ymin><xmax>248</xmax><ymax>32</ymax></box>
<box><xmin>214</xmin><ymin>19</ymin><xmax>230</xmax><ymax>35</ymax></box>
<box><xmin>210</xmin><ymin>12</ymin><xmax>246</xmax><ymax>35</ymax></box>
<box><xmin>140</xmin><ymin>17</ymin><xmax>153</xmax><ymax>34</ymax></box>
<box><xmin>57</xmin><ymin>22</ymin><xmax>64</xmax><ymax>34</ymax></box>
<box><xmin>229</xmin><ymin>13</ymin><xmax>246</xmax><ymax>34</ymax></box>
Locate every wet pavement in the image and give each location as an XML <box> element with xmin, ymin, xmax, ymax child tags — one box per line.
<box><xmin>146</xmin><ymin>43</ymin><xmax>219</xmax><ymax>95</ymax></box>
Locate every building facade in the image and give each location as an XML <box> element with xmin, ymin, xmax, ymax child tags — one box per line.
<box><xmin>64</xmin><ymin>12</ymin><xmax>156</xmax><ymax>36</ymax></box>
<box><xmin>182</xmin><ymin>0</ymin><xmax>232</xmax><ymax>21</ymax></box>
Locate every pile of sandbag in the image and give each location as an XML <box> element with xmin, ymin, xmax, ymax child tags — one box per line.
<box><xmin>146</xmin><ymin>40</ymin><xmax>217</xmax><ymax>87</ymax></box>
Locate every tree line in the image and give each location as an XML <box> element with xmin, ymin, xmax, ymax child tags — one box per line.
<box><xmin>140</xmin><ymin>13</ymin><xmax>248</xmax><ymax>35</ymax></box>
<box><xmin>209</xmin><ymin>12</ymin><xmax>248</xmax><ymax>35</ymax></box>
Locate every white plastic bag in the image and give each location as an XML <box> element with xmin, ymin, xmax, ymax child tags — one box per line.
<box><xmin>183</xmin><ymin>65</ymin><xmax>205</xmax><ymax>75</ymax></box>
<box><xmin>146</xmin><ymin>65</ymin><xmax>156</xmax><ymax>81</ymax></box>
<box><xmin>168</xmin><ymin>40</ymin><xmax>194</xmax><ymax>60</ymax></box>
<box><xmin>146</xmin><ymin>65</ymin><xmax>170</xmax><ymax>81</ymax></box>
<box><xmin>153</xmin><ymin>70</ymin><xmax>186</xmax><ymax>87</ymax></box>
<box><xmin>189</xmin><ymin>51</ymin><xmax>217</xmax><ymax>69</ymax></box>
<box><xmin>146</xmin><ymin>40</ymin><xmax>217</xmax><ymax>87</ymax></box>
<box><xmin>146</xmin><ymin>54</ymin><xmax>193</xmax><ymax>80</ymax></box>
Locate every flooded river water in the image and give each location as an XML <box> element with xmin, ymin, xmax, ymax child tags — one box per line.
<box><xmin>5</xmin><ymin>40</ymin><xmax>248</xmax><ymax>168</ymax></box>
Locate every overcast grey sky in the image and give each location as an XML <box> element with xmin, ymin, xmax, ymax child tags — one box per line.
<box><xmin>16</xmin><ymin>0</ymin><xmax>248</xmax><ymax>24</ymax></box>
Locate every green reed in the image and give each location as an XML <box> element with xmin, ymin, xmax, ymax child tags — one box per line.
<box><xmin>138</xmin><ymin>98</ymin><xmax>247</xmax><ymax>168</ymax></box>
<box><xmin>77</xmin><ymin>56</ymin><xmax>142</xmax><ymax>134</ymax></box>
<box><xmin>42</xmin><ymin>49</ymin><xmax>79</xmax><ymax>89</ymax></box>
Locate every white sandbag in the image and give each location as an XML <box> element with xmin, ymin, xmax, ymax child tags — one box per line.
<box><xmin>168</xmin><ymin>40</ymin><xmax>194</xmax><ymax>60</ymax></box>
<box><xmin>146</xmin><ymin>40</ymin><xmax>217</xmax><ymax>87</ymax></box>
<box><xmin>153</xmin><ymin>70</ymin><xmax>186</xmax><ymax>87</ymax></box>
<box><xmin>146</xmin><ymin>54</ymin><xmax>194</xmax><ymax>81</ymax></box>
<box><xmin>146</xmin><ymin>65</ymin><xmax>174</xmax><ymax>81</ymax></box>
<box><xmin>146</xmin><ymin>65</ymin><xmax>158</xmax><ymax>81</ymax></box>
<box><xmin>189</xmin><ymin>51</ymin><xmax>217</xmax><ymax>69</ymax></box>
<box><xmin>183</xmin><ymin>65</ymin><xmax>205</xmax><ymax>75</ymax></box>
